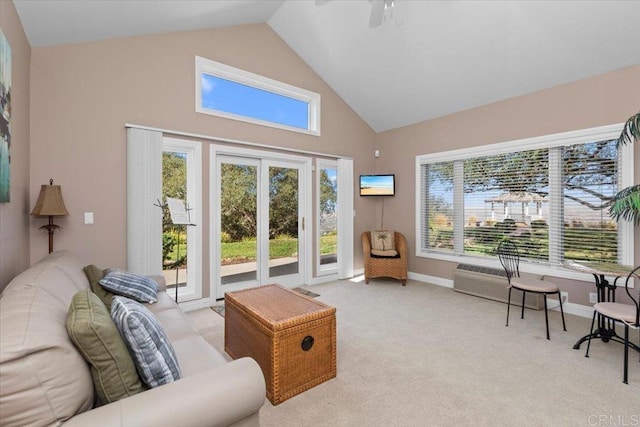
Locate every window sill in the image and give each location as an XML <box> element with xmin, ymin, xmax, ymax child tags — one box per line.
<box><xmin>416</xmin><ymin>251</ymin><xmax>609</xmax><ymax>284</ymax></box>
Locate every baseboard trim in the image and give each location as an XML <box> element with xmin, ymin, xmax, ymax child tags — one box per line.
<box><xmin>310</xmin><ymin>274</ymin><xmax>339</xmax><ymax>285</ymax></box>
<box><xmin>550</xmin><ymin>301</ymin><xmax>594</xmax><ymax>319</ymax></box>
<box><xmin>178</xmin><ymin>298</ymin><xmax>211</xmax><ymax>312</ymax></box>
<box><xmin>408</xmin><ymin>271</ymin><xmax>454</xmax><ymax>288</ymax></box>
<box><xmin>408</xmin><ymin>271</ymin><xmax>594</xmax><ymax>319</ymax></box>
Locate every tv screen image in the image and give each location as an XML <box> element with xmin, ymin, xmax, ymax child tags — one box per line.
<box><xmin>360</xmin><ymin>174</ymin><xmax>395</xmax><ymax>196</ymax></box>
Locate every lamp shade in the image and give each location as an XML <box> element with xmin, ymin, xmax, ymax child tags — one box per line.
<box><xmin>31</xmin><ymin>180</ymin><xmax>69</xmax><ymax>217</ymax></box>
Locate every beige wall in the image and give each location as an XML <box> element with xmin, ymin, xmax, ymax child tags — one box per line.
<box><xmin>29</xmin><ymin>24</ymin><xmax>378</xmax><ymax>296</ymax></box>
<box><xmin>0</xmin><ymin>1</ymin><xmax>30</xmax><ymax>291</ymax></box>
<box><xmin>376</xmin><ymin>65</ymin><xmax>640</xmax><ymax>306</ymax></box>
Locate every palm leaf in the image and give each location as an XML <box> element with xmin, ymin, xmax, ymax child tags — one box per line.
<box><xmin>617</xmin><ymin>111</ymin><xmax>640</xmax><ymax>148</ymax></box>
<box><xmin>609</xmin><ymin>112</ymin><xmax>640</xmax><ymax>224</ymax></box>
<box><xmin>608</xmin><ymin>184</ymin><xmax>640</xmax><ymax>225</ymax></box>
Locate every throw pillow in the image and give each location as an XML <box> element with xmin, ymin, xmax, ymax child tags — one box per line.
<box><xmin>99</xmin><ymin>269</ymin><xmax>158</xmax><ymax>304</ymax></box>
<box><xmin>66</xmin><ymin>290</ymin><xmax>146</xmax><ymax>405</ymax></box>
<box><xmin>111</xmin><ymin>296</ymin><xmax>181</xmax><ymax>388</ymax></box>
<box><xmin>371</xmin><ymin>249</ymin><xmax>399</xmax><ymax>258</ymax></box>
<box><xmin>371</xmin><ymin>230</ymin><xmax>395</xmax><ymax>251</ymax></box>
<box><xmin>83</xmin><ymin>264</ymin><xmax>115</xmax><ymax>310</ymax></box>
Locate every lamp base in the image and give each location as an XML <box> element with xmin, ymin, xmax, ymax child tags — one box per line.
<box><xmin>39</xmin><ymin>216</ymin><xmax>63</xmax><ymax>253</ymax></box>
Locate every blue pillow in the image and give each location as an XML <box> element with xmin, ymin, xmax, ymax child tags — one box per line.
<box><xmin>99</xmin><ymin>269</ymin><xmax>158</xmax><ymax>303</ymax></box>
<box><xmin>111</xmin><ymin>296</ymin><xmax>181</xmax><ymax>388</ymax></box>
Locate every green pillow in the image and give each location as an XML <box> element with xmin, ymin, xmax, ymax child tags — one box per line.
<box><xmin>66</xmin><ymin>290</ymin><xmax>145</xmax><ymax>405</ymax></box>
<box><xmin>83</xmin><ymin>264</ymin><xmax>115</xmax><ymax>310</ymax></box>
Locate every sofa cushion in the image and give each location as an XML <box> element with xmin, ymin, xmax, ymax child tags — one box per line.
<box><xmin>100</xmin><ymin>269</ymin><xmax>158</xmax><ymax>304</ymax></box>
<box><xmin>111</xmin><ymin>296</ymin><xmax>181</xmax><ymax>388</ymax></box>
<box><xmin>83</xmin><ymin>264</ymin><xmax>115</xmax><ymax>310</ymax></box>
<box><xmin>171</xmin><ymin>336</ymin><xmax>229</xmax><ymax>377</ymax></box>
<box><xmin>66</xmin><ymin>290</ymin><xmax>146</xmax><ymax>405</ymax></box>
<box><xmin>0</xmin><ymin>278</ymin><xmax>94</xmax><ymax>426</ymax></box>
<box><xmin>371</xmin><ymin>230</ymin><xmax>395</xmax><ymax>251</ymax></box>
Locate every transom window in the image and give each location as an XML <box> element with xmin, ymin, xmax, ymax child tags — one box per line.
<box><xmin>416</xmin><ymin>124</ymin><xmax>634</xmax><ymax>275</ymax></box>
<box><xmin>195</xmin><ymin>56</ymin><xmax>321</xmax><ymax>136</ymax></box>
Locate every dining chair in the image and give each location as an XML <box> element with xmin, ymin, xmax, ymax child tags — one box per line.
<box><xmin>585</xmin><ymin>265</ymin><xmax>640</xmax><ymax>384</ymax></box>
<box><xmin>497</xmin><ymin>239</ymin><xmax>567</xmax><ymax>340</ymax></box>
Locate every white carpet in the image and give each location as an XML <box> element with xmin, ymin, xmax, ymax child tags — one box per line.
<box><xmin>187</xmin><ymin>278</ymin><xmax>639</xmax><ymax>426</ymax></box>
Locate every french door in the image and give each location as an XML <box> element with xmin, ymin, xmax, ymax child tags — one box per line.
<box><xmin>212</xmin><ymin>149</ymin><xmax>310</xmax><ymax>299</ymax></box>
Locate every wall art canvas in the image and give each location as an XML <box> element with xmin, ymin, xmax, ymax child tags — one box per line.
<box><xmin>0</xmin><ymin>28</ymin><xmax>11</xmax><ymax>202</ymax></box>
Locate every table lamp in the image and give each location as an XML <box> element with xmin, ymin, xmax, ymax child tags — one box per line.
<box><xmin>31</xmin><ymin>179</ymin><xmax>69</xmax><ymax>253</ymax></box>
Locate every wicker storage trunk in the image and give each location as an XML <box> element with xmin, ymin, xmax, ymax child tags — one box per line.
<box><xmin>225</xmin><ymin>284</ymin><xmax>337</xmax><ymax>405</ymax></box>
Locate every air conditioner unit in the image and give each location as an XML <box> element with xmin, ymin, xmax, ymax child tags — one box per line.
<box><xmin>453</xmin><ymin>263</ymin><xmax>543</xmax><ymax>310</ymax></box>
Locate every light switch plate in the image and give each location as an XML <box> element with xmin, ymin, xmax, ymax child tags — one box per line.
<box><xmin>84</xmin><ymin>212</ymin><xmax>94</xmax><ymax>224</ymax></box>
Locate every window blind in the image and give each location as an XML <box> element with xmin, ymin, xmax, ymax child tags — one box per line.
<box><xmin>561</xmin><ymin>139</ymin><xmax>618</xmax><ymax>263</ymax></box>
<box><xmin>462</xmin><ymin>148</ymin><xmax>549</xmax><ymax>262</ymax></box>
<box><xmin>126</xmin><ymin>128</ymin><xmax>163</xmax><ymax>275</ymax></box>
<box><xmin>337</xmin><ymin>158</ymin><xmax>354</xmax><ymax>279</ymax></box>
<box><xmin>420</xmin><ymin>162</ymin><xmax>455</xmax><ymax>253</ymax></box>
<box><xmin>416</xmin><ymin>127</ymin><xmax>628</xmax><ymax>267</ymax></box>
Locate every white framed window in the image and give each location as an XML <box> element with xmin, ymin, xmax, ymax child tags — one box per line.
<box><xmin>195</xmin><ymin>56</ymin><xmax>321</xmax><ymax>136</ymax></box>
<box><xmin>162</xmin><ymin>137</ymin><xmax>203</xmax><ymax>302</ymax></box>
<box><xmin>415</xmin><ymin>124</ymin><xmax>634</xmax><ymax>280</ymax></box>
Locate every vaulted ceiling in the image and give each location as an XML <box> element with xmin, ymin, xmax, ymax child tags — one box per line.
<box><xmin>13</xmin><ymin>0</ymin><xmax>640</xmax><ymax>132</ymax></box>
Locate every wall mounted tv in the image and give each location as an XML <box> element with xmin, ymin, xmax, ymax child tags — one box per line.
<box><xmin>359</xmin><ymin>174</ymin><xmax>395</xmax><ymax>196</ymax></box>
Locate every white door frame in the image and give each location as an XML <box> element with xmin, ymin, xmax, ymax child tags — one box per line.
<box><xmin>210</xmin><ymin>144</ymin><xmax>312</xmax><ymax>301</ymax></box>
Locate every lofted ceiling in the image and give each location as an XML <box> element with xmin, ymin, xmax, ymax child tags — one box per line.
<box><xmin>13</xmin><ymin>0</ymin><xmax>640</xmax><ymax>133</ymax></box>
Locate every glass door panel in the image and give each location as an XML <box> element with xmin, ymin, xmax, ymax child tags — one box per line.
<box><xmin>268</xmin><ymin>166</ymin><xmax>300</xmax><ymax>280</ymax></box>
<box><xmin>318</xmin><ymin>161</ymin><xmax>338</xmax><ymax>275</ymax></box>
<box><xmin>162</xmin><ymin>150</ymin><xmax>188</xmax><ymax>297</ymax></box>
<box><xmin>219</xmin><ymin>157</ymin><xmax>259</xmax><ymax>288</ymax></box>
<box><xmin>214</xmin><ymin>151</ymin><xmax>307</xmax><ymax>297</ymax></box>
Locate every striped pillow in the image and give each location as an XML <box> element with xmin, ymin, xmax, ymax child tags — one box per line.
<box><xmin>111</xmin><ymin>296</ymin><xmax>181</xmax><ymax>388</ymax></box>
<box><xmin>99</xmin><ymin>269</ymin><xmax>158</xmax><ymax>304</ymax></box>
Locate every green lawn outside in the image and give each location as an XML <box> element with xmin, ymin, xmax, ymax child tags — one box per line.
<box><xmin>166</xmin><ymin>227</ymin><xmax>616</xmax><ymax>268</ymax></box>
<box><xmin>165</xmin><ymin>234</ymin><xmax>337</xmax><ymax>268</ymax></box>
<box><xmin>429</xmin><ymin>226</ymin><xmax>618</xmax><ymax>263</ymax></box>
<box><xmin>320</xmin><ymin>234</ymin><xmax>337</xmax><ymax>256</ymax></box>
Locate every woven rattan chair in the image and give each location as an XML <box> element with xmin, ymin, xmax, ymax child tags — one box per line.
<box><xmin>497</xmin><ymin>239</ymin><xmax>566</xmax><ymax>340</ymax></box>
<box><xmin>585</xmin><ymin>265</ymin><xmax>640</xmax><ymax>384</ymax></box>
<box><xmin>362</xmin><ymin>231</ymin><xmax>408</xmax><ymax>286</ymax></box>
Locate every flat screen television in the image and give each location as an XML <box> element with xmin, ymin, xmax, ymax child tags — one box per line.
<box><xmin>359</xmin><ymin>174</ymin><xmax>395</xmax><ymax>196</ymax></box>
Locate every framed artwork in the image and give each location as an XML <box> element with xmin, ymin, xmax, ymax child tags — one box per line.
<box><xmin>0</xmin><ymin>28</ymin><xmax>11</xmax><ymax>203</ymax></box>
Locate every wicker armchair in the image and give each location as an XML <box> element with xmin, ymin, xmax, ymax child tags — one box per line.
<box><xmin>362</xmin><ymin>231</ymin><xmax>408</xmax><ymax>286</ymax></box>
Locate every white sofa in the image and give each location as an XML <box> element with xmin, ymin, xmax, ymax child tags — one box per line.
<box><xmin>0</xmin><ymin>250</ymin><xmax>266</xmax><ymax>427</ymax></box>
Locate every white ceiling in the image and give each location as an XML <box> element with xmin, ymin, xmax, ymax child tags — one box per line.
<box><xmin>13</xmin><ymin>0</ymin><xmax>640</xmax><ymax>132</ymax></box>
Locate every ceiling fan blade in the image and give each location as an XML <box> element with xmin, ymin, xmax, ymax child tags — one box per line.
<box><xmin>369</xmin><ymin>0</ymin><xmax>385</xmax><ymax>28</ymax></box>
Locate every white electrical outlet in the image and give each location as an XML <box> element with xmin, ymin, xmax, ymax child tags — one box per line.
<box><xmin>560</xmin><ymin>291</ymin><xmax>568</xmax><ymax>304</ymax></box>
<box><xmin>589</xmin><ymin>292</ymin><xmax>597</xmax><ymax>304</ymax></box>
